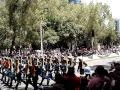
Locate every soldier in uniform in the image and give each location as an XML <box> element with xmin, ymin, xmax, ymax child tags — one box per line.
<box><xmin>25</xmin><ymin>58</ymin><xmax>38</xmax><ymax>90</ymax></box>
<box><xmin>31</xmin><ymin>60</ymin><xmax>38</xmax><ymax>90</ymax></box>
<box><xmin>2</xmin><ymin>58</ymin><xmax>9</xmax><ymax>83</ymax></box>
<box><xmin>1</xmin><ymin>58</ymin><xmax>5</xmax><ymax>81</ymax></box>
<box><xmin>54</xmin><ymin>57</ymin><xmax>60</xmax><ymax>74</ymax></box>
<box><xmin>6</xmin><ymin>59</ymin><xmax>14</xmax><ymax>87</ymax></box>
<box><xmin>39</xmin><ymin>67</ymin><xmax>46</xmax><ymax>85</ymax></box>
<box><xmin>78</xmin><ymin>59</ymin><xmax>87</xmax><ymax>75</ymax></box>
<box><xmin>40</xmin><ymin>58</ymin><xmax>53</xmax><ymax>86</ymax></box>
<box><xmin>78</xmin><ymin>59</ymin><xmax>83</xmax><ymax>74</ymax></box>
<box><xmin>15</xmin><ymin>59</ymin><xmax>22</xmax><ymax>89</ymax></box>
<box><xmin>25</xmin><ymin>59</ymin><xmax>32</xmax><ymax>90</ymax></box>
<box><xmin>37</xmin><ymin>58</ymin><xmax>43</xmax><ymax>76</ymax></box>
<box><xmin>60</xmin><ymin>56</ymin><xmax>67</xmax><ymax>76</ymax></box>
<box><xmin>0</xmin><ymin>58</ymin><xmax>2</xmax><ymax>73</ymax></box>
<box><xmin>67</xmin><ymin>53</ymin><xmax>74</xmax><ymax>67</ymax></box>
<box><xmin>45</xmin><ymin>58</ymin><xmax>50</xmax><ymax>71</ymax></box>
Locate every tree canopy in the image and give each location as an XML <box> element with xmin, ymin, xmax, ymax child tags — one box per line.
<box><xmin>0</xmin><ymin>0</ymin><xmax>118</xmax><ymax>52</ymax></box>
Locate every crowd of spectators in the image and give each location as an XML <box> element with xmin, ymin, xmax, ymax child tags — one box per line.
<box><xmin>52</xmin><ymin>62</ymin><xmax>120</xmax><ymax>90</ymax></box>
<box><xmin>0</xmin><ymin>48</ymin><xmax>120</xmax><ymax>90</ymax></box>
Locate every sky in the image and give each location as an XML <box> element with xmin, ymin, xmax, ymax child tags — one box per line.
<box><xmin>82</xmin><ymin>0</ymin><xmax>120</xmax><ymax>19</ymax></box>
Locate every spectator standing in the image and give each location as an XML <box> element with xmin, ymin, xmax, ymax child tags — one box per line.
<box><xmin>110</xmin><ymin>63</ymin><xmax>120</xmax><ymax>90</ymax></box>
<box><xmin>63</xmin><ymin>67</ymin><xmax>80</xmax><ymax>90</ymax></box>
<box><xmin>88</xmin><ymin>66</ymin><xmax>106</xmax><ymax>90</ymax></box>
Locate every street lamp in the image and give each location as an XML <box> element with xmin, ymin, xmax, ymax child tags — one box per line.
<box><xmin>40</xmin><ymin>22</ymin><xmax>44</xmax><ymax>68</ymax></box>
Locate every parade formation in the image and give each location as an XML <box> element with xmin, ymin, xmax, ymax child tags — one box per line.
<box><xmin>0</xmin><ymin>49</ymin><xmax>84</xmax><ymax>90</ymax></box>
<box><xmin>0</xmin><ymin>0</ymin><xmax>120</xmax><ymax>90</ymax></box>
<box><xmin>0</xmin><ymin>48</ymin><xmax>119</xmax><ymax>90</ymax></box>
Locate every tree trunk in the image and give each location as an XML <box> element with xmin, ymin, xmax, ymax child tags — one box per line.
<box><xmin>9</xmin><ymin>33</ymin><xmax>16</xmax><ymax>57</ymax></box>
<box><xmin>7</xmin><ymin>0</ymin><xmax>18</xmax><ymax>57</ymax></box>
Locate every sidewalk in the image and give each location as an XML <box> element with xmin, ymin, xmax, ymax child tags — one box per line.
<box><xmin>85</xmin><ymin>56</ymin><xmax>120</xmax><ymax>66</ymax></box>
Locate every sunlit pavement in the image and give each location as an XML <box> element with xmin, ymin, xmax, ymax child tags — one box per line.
<box><xmin>75</xmin><ymin>54</ymin><xmax>120</xmax><ymax>77</ymax></box>
<box><xmin>0</xmin><ymin>54</ymin><xmax>120</xmax><ymax>89</ymax></box>
<box><xmin>0</xmin><ymin>74</ymin><xmax>55</xmax><ymax>90</ymax></box>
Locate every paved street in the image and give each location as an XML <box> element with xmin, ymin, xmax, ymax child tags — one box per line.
<box><xmin>0</xmin><ymin>54</ymin><xmax>120</xmax><ymax>90</ymax></box>
<box><xmin>0</xmin><ymin>74</ymin><xmax>55</xmax><ymax>90</ymax></box>
<box><xmin>75</xmin><ymin>54</ymin><xmax>120</xmax><ymax>76</ymax></box>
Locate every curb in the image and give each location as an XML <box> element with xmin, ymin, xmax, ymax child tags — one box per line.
<box><xmin>84</xmin><ymin>56</ymin><xmax>120</xmax><ymax>62</ymax></box>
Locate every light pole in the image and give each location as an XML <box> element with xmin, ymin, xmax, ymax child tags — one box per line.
<box><xmin>40</xmin><ymin>22</ymin><xmax>44</xmax><ymax>67</ymax></box>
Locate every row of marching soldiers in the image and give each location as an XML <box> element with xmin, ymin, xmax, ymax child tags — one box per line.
<box><xmin>0</xmin><ymin>57</ymin><xmax>43</xmax><ymax>90</ymax></box>
<box><xmin>0</xmin><ymin>54</ymin><xmax>79</xmax><ymax>90</ymax></box>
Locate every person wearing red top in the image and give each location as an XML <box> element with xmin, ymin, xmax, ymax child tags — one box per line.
<box><xmin>0</xmin><ymin>59</ymin><xmax>2</xmax><ymax>73</ymax></box>
<box><xmin>25</xmin><ymin>59</ymin><xmax>32</xmax><ymax>90</ymax></box>
<box><xmin>88</xmin><ymin>66</ymin><xmax>106</xmax><ymax>90</ymax></box>
<box><xmin>63</xmin><ymin>67</ymin><xmax>81</xmax><ymax>90</ymax></box>
<box><xmin>2</xmin><ymin>59</ymin><xmax>10</xmax><ymax>83</ymax></box>
<box><xmin>25</xmin><ymin>59</ymin><xmax>38</xmax><ymax>90</ymax></box>
<box><xmin>15</xmin><ymin>60</ymin><xmax>22</xmax><ymax>89</ymax></box>
<box><xmin>0</xmin><ymin>58</ymin><xmax>4</xmax><ymax>73</ymax></box>
<box><xmin>4</xmin><ymin>59</ymin><xmax>9</xmax><ymax>69</ymax></box>
<box><xmin>6</xmin><ymin>59</ymin><xmax>13</xmax><ymax>87</ymax></box>
<box><xmin>110</xmin><ymin>63</ymin><xmax>120</xmax><ymax>90</ymax></box>
<box><xmin>31</xmin><ymin>60</ymin><xmax>38</xmax><ymax>90</ymax></box>
<box><xmin>0</xmin><ymin>58</ymin><xmax>5</xmax><ymax>81</ymax></box>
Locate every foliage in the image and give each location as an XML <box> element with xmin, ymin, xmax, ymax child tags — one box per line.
<box><xmin>44</xmin><ymin>28</ymin><xmax>59</xmax><ymax>44</ymax></box>
<box><xmin>0</xmin><ymin>0</ymin><xmax>118</xmax><ymax>51</ymax></box>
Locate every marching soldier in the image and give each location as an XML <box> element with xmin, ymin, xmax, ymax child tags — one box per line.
<box><xmin>31</xmin><ymin>60</ymin><xmax>38</xmax><ymax>90</ymax></box>
<box><xmin>25</xmin><ymin>58</ymin><xmax>32</xmax><ymax>90</ymax></box>
<box><xmin>40</xmin><ymin>58</ymin><xmax>53</xmax><ymax>86</ymax></box>
<box><xmin>54</xmin><ymin>57</ymin><xmax>60</xmax><ymax>73</ymax></box>
<box><xmin>0</xmin><ymin>58</ymin><xmax>5</xmax><ymax>81</ymax></box>
<box><xmin>15</xmin><ymin>59</ymin><xmax>22</xmax><ymax>89</ymax></box>
<box><xmin>25</xmin><ymin>58</ymin><xmax>38</xmax><ymax>90</ymax></box>
<box><xmin>2</xmin><ymin>58</ymin><xmax>10</xmax><ymax>83</ymax></box>
<box><xmin>60</xmin><ymin>56</ymin><xmax>67</xmax><ymax>76</ymax></box>
<box><xmin>0</xmin><ymin>58</ymin><xmax>2</xmax><ymax>73</ymax></box>
<box><xmin>6</xmin><ymin>59</ymin><xmax>14</xmax><ymax>87</ymax></box>
<box><xmin>78</xmin><ymin>59</ymin><xmax>83</xmax><ymax>74</ymax></box>
<box><xmin>78</xmin><ymin>59</ymin><xmax>87</xmax><ymax>75</ymax></box>
<box><xmin>67</xmin><ymin>53</ymin><xmax>74</xmax><ymax>67</ymax></box>
<box><xmin>45</xmin><ymin>58</ymin><xmax>51</xmax><ymax>71</ymax></box>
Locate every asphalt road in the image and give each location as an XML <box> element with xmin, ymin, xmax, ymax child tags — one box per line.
<box><xmin>0</xmin><ymin>54</ymin><xmax>120</xmax><ymax>90</ymax></box>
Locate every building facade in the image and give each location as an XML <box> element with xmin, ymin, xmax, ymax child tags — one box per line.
<box><xmin>115</xmin><ymin>19</ymin><xmax>120</xmax><ymax>32</ymax></box>
<box><xmin>69</xmin><ymin>0</ymin><xmax>81</xmax><ymax>4</ymax></box>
